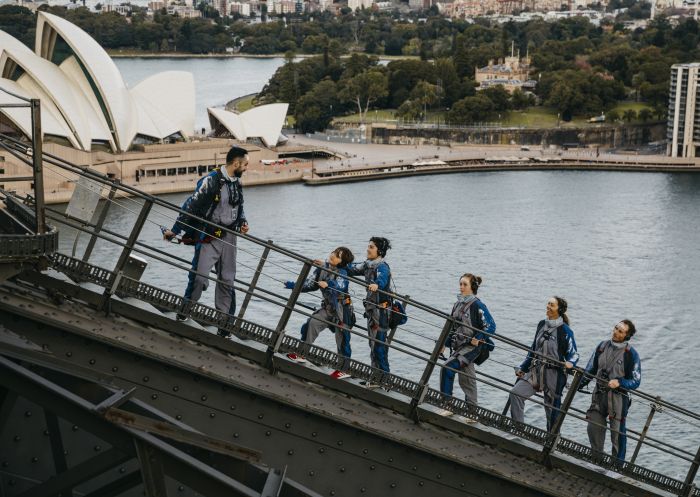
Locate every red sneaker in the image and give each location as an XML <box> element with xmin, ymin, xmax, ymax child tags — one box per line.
<box><xmin>330</xmin><ymin>370</ymin><xmax>350</xmax><ymax>379</ymax></box>
<box><xmin>286</xmin><ymin>353</ymin><xmax>307</xmax><ymax>363</ymax></box>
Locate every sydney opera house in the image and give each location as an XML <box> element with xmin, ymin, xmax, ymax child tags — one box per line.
<box><xmin>0</xmin><ymin>12</ymin><xmax>306</xmax><ymax>203</ymax></box>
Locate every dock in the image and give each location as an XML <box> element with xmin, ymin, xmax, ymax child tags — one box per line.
<box><xmin>303</xmin><ymin>155</ymin><xmax>700</xmax><ymax>185</ymax></box>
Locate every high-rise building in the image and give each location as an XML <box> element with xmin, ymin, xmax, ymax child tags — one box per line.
<box><xmin>668</xmin><ymin>63</ymin><xmax>700</xmax><ymax>158</ymax></box>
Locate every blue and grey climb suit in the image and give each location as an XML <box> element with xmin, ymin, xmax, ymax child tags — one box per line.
<box><xmin>295</xmin><ymin>263</ymin><xmax>352</xmax><ymax>360</ymax></box>
<box><xmin>440</xmin><ymin>296</ymin><xmax>496</xmax><ymax>406</ymax></box>
<box><xmin>509</xmin><ymin>318</ymin><xmax>579</xmax><ymax>431</ymax></box>
<box><xmin>171</xmin><ymin>167</ymin><xmax>245</xmax><ymax>317</ymax></box>
<box><xmin>581</xmin><ymin>340</ymin><xmax>641</xmax><ymax>461</ymax></box>
<box><xmin>347</xmin><ymin>258</ymin><xmax>391</xmax><ymax>373</ymax></box>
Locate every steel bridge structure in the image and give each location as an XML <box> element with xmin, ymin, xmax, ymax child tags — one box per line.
<box><xmin>1</xmin><ymin>97</ymin><xmax>700</xmax><ymax>497</ymax></box>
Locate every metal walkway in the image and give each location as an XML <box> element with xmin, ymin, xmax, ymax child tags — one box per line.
<box><xmin>1</xmin><ymin>97</ymin><xmax>700</xmax><ymax>497</ymax></box>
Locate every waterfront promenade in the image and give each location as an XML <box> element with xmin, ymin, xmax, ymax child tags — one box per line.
<box><xmin>285</xmin><ymin>135</ymin><xmax>700</xmax><ymax>185</ymax></box>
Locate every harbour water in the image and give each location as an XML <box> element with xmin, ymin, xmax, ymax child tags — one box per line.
<box><xmin>59</xmin><ymin>58</ymin><xmax>700</xmax><ymax>478</ymax></box>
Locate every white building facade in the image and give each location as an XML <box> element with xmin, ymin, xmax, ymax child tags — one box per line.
<box><xmin>668</xmin><ymin>63</ymin><xmax>700</xmax><ymax>158</ymax></box>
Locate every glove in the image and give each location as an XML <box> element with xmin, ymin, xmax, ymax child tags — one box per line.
<box><xmin>284</xmin><ymin>281</ymin><xmax>295</xmax><ymax>289</ymax></box>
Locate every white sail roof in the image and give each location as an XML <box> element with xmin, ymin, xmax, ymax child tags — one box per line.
<box><xmin>131</xmin><ymin>71</ymin><xmax>196</xmax><ymax>140</ymax></box>
<box><xmin>208</xmin><ymin>103</ymin><xmax>289</xmax><ymax>147</ymax></box>
<box><xmin>35</xmin><ymin>12</ymin><xmax>138</xmax><ymax>151</ymax></box>
<box><xmin>0</xmin><ymin>14</ymin><xmax>196</xmax><ymax>152</ymax></box>
<box><xmin>0</xmin><ymin>78</ymin><xmax>78</xmax><ymax>146</ymax></box>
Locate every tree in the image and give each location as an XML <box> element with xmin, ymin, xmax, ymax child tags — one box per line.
<box><xmin>339</xmin><ymin>69</ymin><xmax>388</xmax><ymax>123</ymax></box>
<box><xmin>606</xmin><ymin>109</ymin><xmax>620</xmax><ymax>123</ymax></box>
<box><xmin>447</xmin><ymin>94</ymin><xmax>495</xmax><ymax>124</ymax></box>
<box><xmin>482</xmin><ymin>85</ymin><xmax>511</xmax><ymax>112</ymax></box>
<box><xmin>294</xmin><ymin>78</ymin><xmax>339</xmax><ymax>133</ymax></box>
<box><xmin>623</xmin><ymin>109</ymin><xmax>637</xmax><ymax>122</ymax></box>
<box><xmin>638</xmin><ymin>108</ymin><xmax>652</xmax><ymax>122</ymax></box>
<box><xmin>510</xmin><ymin>88</ymin><xmax>534</xmax><ymax>110</ymax></box>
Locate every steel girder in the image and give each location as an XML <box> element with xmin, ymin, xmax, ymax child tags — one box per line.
<box><xmin>0</xmin><ymin>354</ymin><xmax>321</xmax><ymax>497</ymax></box>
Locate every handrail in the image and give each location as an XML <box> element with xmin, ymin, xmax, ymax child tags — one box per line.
<box><xmin>3</xmin><ymin>129</ymin><xmax>699</xmax><ymax>417</ymax></box>
<box><xmin>2</xmin><ymin>131</ymin><xmax>700</xmax><ymax>496</ymax></box>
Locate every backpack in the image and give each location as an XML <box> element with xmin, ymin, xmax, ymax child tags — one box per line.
<box><xmin>451</xmin><ymin>299</ymin><xmax>494</xmax><ymax>365</ymax></box>
<box><xmin>389</xmin><ymin>300</ymin><xmax>408</xmax><ymax>328</ymax></box>
<box><xmin>176</xmin><ymin>170</ymin><xmax>225</xmax><ymax>245</ymax></box>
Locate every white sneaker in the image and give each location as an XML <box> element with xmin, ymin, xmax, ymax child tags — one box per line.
<box><xmin>330</xmin><ymin>370</ymin><xmax>351</xmax><ymax>379</ymax></box>
<box><xmin>435</xmin><ymin>408</ymin><xmax>455</xmax><ymax>417</ymax></box>
<box><xmin>286</xmin><ymin>353</ymin><xmax>307</xmax><ymax>363</ymax></box>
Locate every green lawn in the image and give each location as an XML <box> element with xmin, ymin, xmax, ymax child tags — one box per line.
<box><xmin>501</xmin><ymin>107</ymin><xmax>589</xmax><ymax>127</ymax></box>
<box><xmin>333</xmin><ymin>109</ymin><xmax>398</xmax><ymax>123</ymax></box>
<box><xmin>609</xmin><ymin>101</ymin><xmax>653</xmax><ymax>114</ymax></box>
<box><xmin>231</xmin><ymin>94</ymin><xmax>256</xmax><ymax>112</ymax></box>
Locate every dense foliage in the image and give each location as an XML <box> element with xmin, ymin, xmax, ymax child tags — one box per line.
<box><xmin>4</xmin><ymin>4</ymin><xmax>697</xmax><ymax>128</ymax></box>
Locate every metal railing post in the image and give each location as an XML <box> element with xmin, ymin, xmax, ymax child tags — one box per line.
<box><xmin>30</xmin><ymin>98</ymin><xmax>45</xmax><ymax>234</ymax></box>
<box><xmin>82</xmin><ymin>184</ymin><xmax>118</xmax><ymax>263</ymax></box>
<box><xmin>682</xmin><ymin>445</ymin><xmax>700</xmax><ymax>497</ymax></box>
<box><xmin>265</xmin><ymin>261</ymin><xmax>312</xmax><ymax>371</ymax></box>
<box><xmin>629</xmin><ymin>396</ymin><xmax>660</xmax><ymax>465</ymax></box>
<box><xmin>102</xmin><ymin>199</ymin><xmax>153</xmax><ymax>312</ymax></box>
<box><xmin>541</xmin><ymin>369</ymin><xmax>583</xmax><ymax>466</ymax></box>
<box><xmin>407</xmin><ymin>317</ymin><xmax>454</xmax><ymax>421</ymax></box>
<box><xmin>233</xmin><ymin>242</ymin><xmax>272</xmax><ymax>336</ymax></box>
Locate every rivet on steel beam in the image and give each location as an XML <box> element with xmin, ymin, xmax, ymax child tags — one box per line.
<box><xmin>257</xmin><ymin>414</ymin><xmax>264</xmax><ymax>419</ymax></box>
<box><xmin>233</xmin><ymin>433</ymin><xmax>239</xmax><ymax>438</ymax></box>
<box><xmin>388</xmin><ymin>457</ymin><xmax>393</xmax><ymax>463</ymax></box>
<box><xmin>339</xmin><ymin>467</ymin><xmax>345</xmax><ymax>473</ymax></box>
<box><xmin>390</xmin><ymin>483</ymin><xmax>396</xmax><ymax>488</ymax></box>
<box><xmin>461</xmin><ymin>483</ymin><xmax>466</xmax><ymax>488</ymax></box>
<box><xmin>176</xmin><ymin>415</ymin><xmax>182</xmax><ymax>420</ymax></box>
<box><xmin>319</xmin><ymin>448</ymin><xmax>325</xmax><ymax>454</ymax></box>
<box><xmin>436</xmin><ymin>474</ymin><xmax>442</xmax><ymax>479</ymax></box>
<box><xmin>31</xmin><ymin>457</ymin><xmax>38</xmax><ymax>463</ymax></box>
<box><xmin>209</xmin><ymin>413</ymin><xmax>215</xmax><ymax>418</ymax></box>
<box><xmin>43</xmin><ymin>430</ymin><xmax>49</xmax><ymax>436</ymax></box>
<box><xmin>151</xmin><ymin>394</ymin><xmax>158</xmax><ymax>400</ymax></box>
<box><xmin>112</xmin><ymin>367</ymin><xmax>118</xmax><ymax>372</ymax></box>
<box><xmin>94</xmin><ymin>445</ymin><xmax>101</xmax><ymax>452</ymax></box>
<box><xmin>13</xmin><ymin>436</ymin><xmax>20</xmax><ymax>442</ymax></box>
<box><xmin>66</xmin><ymin>352</ymin><xmax>72</xmax><ymax>357</ymax></box>
<box><xmin>308</xmin><ymin>471</ymin><xmax>314</xmax><ymax>477</ymax></box>
<box><xmin>412</xmin><ymin>466</ymin><xmax>417</xmax><ymax>471</ymax></box>
<box><xmin>89</xmin><ymin>359</ymin><xmax>95</xmax><ymax>365</ymax></box>
<box><xmin>288</xmin><ymin>450</ymin><xmax>294</xmax><ymax>455</ymax></box>
<box><xmin>312</xmin><ymin>432</ymin><xmax>317</xmax><ymax>437</ymax></box>
<box><xmin>370</xmin><ymin>465</ymin><xmax>375</xmax><ymax>471</ymax></box>
<box><xmin>337</xmin><ymin>441</ymin><xmax>343</xmax><ymax>446</ymax></box>
<box><xmin>143</xmin><ymin>376</ymin><xmax>149</xmax><ymax>383</ymax></box>
<box><xmin>265</xmin><ymin>431</ymin><xmax>271</xmax><ymax>436</ymax></box>
<box><xmin>173</xmin><ymin>386</ymin><xmax>179</xmax><ymax>392</ymax></box>
<box><xmin>119</xmin><ymin>467</ymin><xmax>126</xmax><ymax>474</ymax></box>
<box><xmin>8</xmin><ymin>479</ymin><xmax>15</xmax><ymax>486</ymax></box>
<box><xmin>201</xmin><ymin>395</ymin><xmax>207</xmax><ymax>401</ymax></box>
<box><xmin>285</xmin><ymin>423</ymin><xmax>291</xmax><ymax>428</ymax></box>
<box><xmin>418</xmin><ymin>482</ymin><xmax>424</xmax><ymax>487</ymax></box>
<box><xmin>1</xmin><ymin>461</ymin><xmax>8</xmax><ymax>468</ymax></box>
<box><xmin>360</xmin><ymin>487</ymin><xmax>365</xmax><ymax>493</ymax></box>
<box><xmin>230</xmin><ymin>405</ymin><xmax>236</xmax><ymax>410</ymax></box>
<box><xmin>362</xmin><ymin>449</ymin><xmax>368</xmax><ymax>454</ymax></box>
<box><xmin>330</xmin><ymin>491</ymin><xmax>336</xmax><ymax>496</ymax></box>
<box><xmin>178</xmin><ymin>486</ymin><xmax>184</xmax><ymax>492</ymax></box>
<box><xmin>72</xmin><ymin>425</ymin><xmax>78</xmax><ymax>431</ymax></box>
